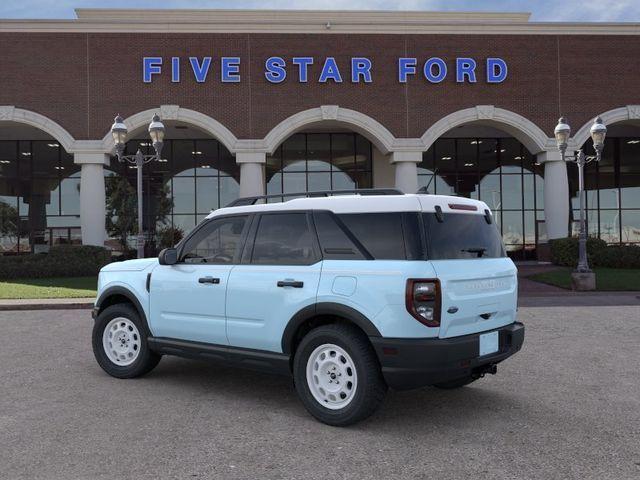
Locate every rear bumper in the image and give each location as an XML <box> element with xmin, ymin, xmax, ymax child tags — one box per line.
<box><xmin>370</xmin><ymin>322</ymin><xmax>525</xmax><ymax>390</ymax></box>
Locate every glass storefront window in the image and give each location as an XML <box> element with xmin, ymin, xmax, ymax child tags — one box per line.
<box><xmin>420</xmin><ymin>137</ymin><xmax>543</xmax><ymax>259</ymax></box>
<box><xmin>266</xmin><ymin>133</ymin><xmax>373</xmax><ymax>198</ymax></box>
<box><xmin>0</xmin><ymin>140</ymin><xmax>81</xmax><ymax>254</ymax></box>
<box><xmin>106</xmin><ymin>138</ymin><xmax>239</xmax><ymax>254</ymax></box>
<box><xmin>570</xmin><ymin>136</ymin><xmax>640</xmax><ymax>245</ymax></box>
<box><xmin>621</xmin><ymin>210</ymin><xmax>640</xmax><ymax>243</ymax></box>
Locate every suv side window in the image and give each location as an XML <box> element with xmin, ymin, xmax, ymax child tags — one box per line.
<box><xmin>337</xmin><ymin>213</ymin><xmax>406</xmax><ymax>260</ymax></box>
<box><xmin>251</xmin><ymin>213</ymin><xmax>318</xmax><ymax>265</ymax></box>
<box><xmin>181</xmin><ymin>216</ymin><xmax>248</xmax><ymax>264</ymax></box>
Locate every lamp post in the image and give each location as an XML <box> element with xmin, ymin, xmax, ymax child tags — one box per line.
<box><xmin>110</xmin><ymin>113</ymin><xmax>166</xmax><ymax>259</ymax></box>
<box><xmin>554</xmin><ymin>116</ymin><xmax>607</xmax><ymax>289</ymax></box>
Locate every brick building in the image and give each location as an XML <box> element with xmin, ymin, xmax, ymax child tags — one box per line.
<box><xmin>1</xmin><ymin>9</ymin><xmax>639</xmax><ymax>257</ymax></box>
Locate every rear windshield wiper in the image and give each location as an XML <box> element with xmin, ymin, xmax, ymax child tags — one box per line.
<box><xmin>461</xmin><ymin>247</ymin><xmax>487</xmax><ymax>258</ymax></box>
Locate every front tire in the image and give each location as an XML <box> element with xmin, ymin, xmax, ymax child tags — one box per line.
<box><xmin>92</xmin><ymin>303</ymin><xmax>161</xmax><ymax>379</ymax></box>
<box><xmin>293</xmin><ymin>324</ymin><xmax>387</xmax><ymax>426</ymax></box>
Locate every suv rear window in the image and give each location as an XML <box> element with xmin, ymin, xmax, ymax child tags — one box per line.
<box><xmin>423</xmin><ymin>212</ymin><xmax>505</xmax><ymax>260</ymax></box>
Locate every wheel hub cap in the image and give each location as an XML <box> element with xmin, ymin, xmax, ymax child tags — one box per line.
<box><xmin>306</xmin><ymin>344</ymin><xmax>358</xmax><ymax>410</ymax></box>
<box><xmin>102</xmin><ymin>317</ymin><xmax>141</xmax><ymax>366</ymax></box>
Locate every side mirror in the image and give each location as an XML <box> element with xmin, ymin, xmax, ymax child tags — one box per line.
<box><xmin>158</xmin><ymin>248</ymin><xmax>178</xmax><ymax>265</ymax></box>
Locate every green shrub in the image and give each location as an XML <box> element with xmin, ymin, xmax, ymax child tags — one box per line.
<box><xmin>0</xmin><ymin>245</ymin><xmax>112</xmax><ymax>280</ymax></box>
<box><xmin>550</xmin><ymin>237</ymin><xmax>607</xmax><ymax>267</ymax></box>
<box><xmin>550</xmin><ymin>237</ymin><xmax>640</xmax><ymax>269</ymax></box>
<box><xmin>593</xmin><ymin>245</ymin><xmax>640</xmax><ymax>269</ymax></box>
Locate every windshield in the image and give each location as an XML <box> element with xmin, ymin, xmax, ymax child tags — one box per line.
<box><xmin>423</xmin><ymin>212</ymin><xmax>505</xmax><ymax>260</ymax></box>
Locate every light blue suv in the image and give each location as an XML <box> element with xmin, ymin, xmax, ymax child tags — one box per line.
<box><xmin>92</xmin><ymin>189</ymin><xmax>524</xmax><ymax>426</ymax></box>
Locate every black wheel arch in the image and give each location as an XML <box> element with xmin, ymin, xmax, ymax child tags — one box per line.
<box><xmin>95</xmin><ymin>286</ymin><xmax>150</xmax><ymax>333</ymax></box>
<box><xmin>281</xmin><ymin>302</ymin><xmax>381</xmax><ymax>355</ymax></box>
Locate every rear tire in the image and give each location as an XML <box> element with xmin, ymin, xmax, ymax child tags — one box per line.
<box><xmin>293</xmin><ymin>324</ymin><xmax>387</xmax><ymax>426</ymax></box>
<box><xmin>92</xmin><ymin>303</ymin><xmax>161</xmax><ymax>379</ymax></box>
<box><xmin>433</xmin><ymin>376</ymin><xmax>477</xmax><ymax>389</ymax></box>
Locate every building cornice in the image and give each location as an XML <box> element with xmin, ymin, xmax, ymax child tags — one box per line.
<box><xmin>0</xmin><ymin>9</ymin><xmax>639</xmax><ymax>35</ymax></box>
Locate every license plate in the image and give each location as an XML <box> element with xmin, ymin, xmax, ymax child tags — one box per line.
<box><xmin>479</xmin><ymin>331</ymin><xmax>499</xmax><ymax>356</ymax></box>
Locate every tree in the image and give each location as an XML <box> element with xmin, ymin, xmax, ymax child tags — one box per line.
<box><xmin>0</xmin><ymin>201</ymin><xmax>19</xmax><ymax>239</ymax></box>
<box><xmin>0</xmin><ymin>201</ymin><xmax>19</xmax><ymax>252</ymax></box>
<box><xmin>105</xmin><ymin>176</ymin><xmax>173</xmax><ymax>252</ymax></box>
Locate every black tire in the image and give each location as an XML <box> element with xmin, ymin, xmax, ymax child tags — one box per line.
<box><xmin>433</xmin><ymin>376</ymin><xmax>477</xmax><ymax>389</ymax></box>
<box><xmin>293</xmin><ymin>324</ymin><xmax>387</xmax><ymax>427</ymax></box>
<box><xmin>92</xmin><ymin>303</ymin><xmax>161</xmax><ymax>379</ymax></box>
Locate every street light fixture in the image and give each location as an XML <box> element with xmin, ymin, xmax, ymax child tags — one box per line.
<box><xmin>554</xmin><ymin>116</ymin><xmax>607</xmax><ymax>289</ymax></box>
<box><xmin>110</xmin><ymin>113</ymin><xmax>166</xmax><ymax>259</ymax></box>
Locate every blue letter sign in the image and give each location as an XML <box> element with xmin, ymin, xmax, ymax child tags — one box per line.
<box><xmin>398</xmin><ymin>58</ymin><xmax>417</xmax><ymax>83</ymax></box>
<box><xmin>143</xmin><ymin>57</ymin><xmax>162</xmax><ymax>83</ymax></box>
<box><xmin>265</xmin><ymin>57</ymin><xmax>287</xmax><ymax>83</ymax></box>
<box><xmin>189</xmin><ymin>57</ymin><xmax>212</xmax><ymax>83</ymax></box>
<box><xmin>424</xmin><ymin>57</ymin><xmax>447</xmax><ymax>83</ymax></box>
<box><xmin>487</xmin><ymin>58</ymin><xmax>508</xmax><ymax>83</ymax></box>
<box><xmin>143</xmin><ymin>55</ymin><xmax>508</xmax><ymax>85</ymax></box>
<box><xmin>351</xmin><ymin>58</ymin><xmax>372</xmax><ymax>83</ymax></box>
<box><xmin>221</xmin><ymin>57</ymin><xmax>241</xmax><ymax>82</ymax></box>
<box><xmin>292</xmin><ymin>57</ymin><xmax>314</xmax><ymax>82</ymax></box>
<box><xmin>319</xmin><ymin>57</ymin><xmax>343</xmax><ymax>83</ymax></box>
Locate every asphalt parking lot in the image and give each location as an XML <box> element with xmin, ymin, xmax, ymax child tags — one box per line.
<box><xmin>0</xmin><ymin>306</ymin><xmax>639</xmax><ymax>480</ymax></box>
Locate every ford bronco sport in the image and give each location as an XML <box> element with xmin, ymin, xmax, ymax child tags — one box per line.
<box><xmin>92</xmin><ymin>189</ymin><xmax>524</xmax><ymax>426</ymax></box>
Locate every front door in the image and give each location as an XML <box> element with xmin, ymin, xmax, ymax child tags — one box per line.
<box><xmin>226</xmin><ymin>212</ymin><xmax>322</xmax><ymax>352</ymax></box>
<box><xmin>149</xmin><ymin>215</ymin><xmax>249</xmax><ymax>345</ymax></box>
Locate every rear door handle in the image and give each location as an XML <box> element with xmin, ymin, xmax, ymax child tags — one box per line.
<box><xmin>198</xmin><ymin>276</ymin><xmax>220</xmax><ymax>284</ymax></box>
<box><xmin>277</xmin><ymin>280</ymin><xmax>304</xmax><ymax>288</ymax></box>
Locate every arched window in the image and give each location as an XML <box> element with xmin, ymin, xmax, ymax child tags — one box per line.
<box><xmin>266</xmin><ymin>133</ymin><xmax>372</xmax><ymax>199</ymax></box>
<box><xmin>420</xmin><ymin>137</ymin><xmax>544</xmax><ymax>260</ymax></box>
<box><xmin>570</xmin><ymin>136</ymin><xmax>640</xmax><ymax>244</ymax></box>
<box><xmin>0</xmin><ymin>139</ymin><xmax>80</xmax><ymax>253</ymax></box>
<box><xmin>107</xmin><ymin>138</ymin><xmax>239</xmax><ymax>253</ymax></box>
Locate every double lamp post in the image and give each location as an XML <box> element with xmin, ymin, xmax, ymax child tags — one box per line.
<box><xmin>554</xmin><ymin>115</ymin><xmax>607</xmax><ymax>289</ymax></box>
<box><xmin>110</xmin><ymin>114</ymin><xmax>166</xmax><ymax>259</ymax></box>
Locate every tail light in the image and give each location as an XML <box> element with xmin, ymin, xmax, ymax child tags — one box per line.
<box><xmin>405</xmin><ymin>279</ymin><xmax>441</xmax><ymax>327</ymax></box>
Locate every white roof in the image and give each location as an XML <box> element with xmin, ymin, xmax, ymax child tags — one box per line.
<box><xmin>208</xmin><ymin>194</ymin><xmax>490</xmax><ymax>218</ymax></box>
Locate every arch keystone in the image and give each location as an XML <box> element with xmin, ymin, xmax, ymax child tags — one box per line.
<box><xmin>160</xmin><ymin>104</ymin><xmax>180</xmax><ymax>120</ymax></box>
<box><xmin>0</xmin><ymin>106</ymin><xmax>15</xmax><ymax>121</ymax></box>
<box><xmin>476</xmin><ymin>105</ymin><xmax>495</xmax><ymax>120</ymax></box>
<box><xmin>321</xmin><ymin>105</ymin><xmax>339</xmax><ymax>120</ymax></box>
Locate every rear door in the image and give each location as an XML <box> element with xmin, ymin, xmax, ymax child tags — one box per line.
<box><xmin>226</xmin><ymin>212</ymin><xmax>322</xmax><ymax>353</ymax></box>
<box><xmin>149</xmin><ymin>215</ymin><xmax>249</xmax><ymax>345</ymax></box>
<box><xmin>422</xmin><ymin>210</ymin><xmax>518</xmax><ymax>339</ymax></box>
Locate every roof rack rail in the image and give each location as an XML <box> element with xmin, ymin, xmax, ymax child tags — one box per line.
<box><xmin>225</xmin><ymin>188</ymin><xmax>404</xmax><ymax>207</ymax></box>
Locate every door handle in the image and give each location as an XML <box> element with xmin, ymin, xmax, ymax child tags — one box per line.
<box><xmin>277</xmin><ymin>280</ymin><xmax>304</xmax><ymax>288</ymax></box>
<box><xmin>198</xmin><ymin>276</ymin><xmax>220</xmax><ymax>284</ymax></box>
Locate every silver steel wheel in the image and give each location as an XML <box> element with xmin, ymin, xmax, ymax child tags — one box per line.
<box><xmin>102</xmin><ymin>317</ymin><xmax>141</xmax><ymax>367</ymax></box>
<box><xmin>306</xmin><ymin>343</ymin><xmax>358</xmax><ymax>410</ymax></box>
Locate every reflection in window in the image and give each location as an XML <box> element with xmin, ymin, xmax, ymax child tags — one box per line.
<box><xmin>266</xmin><ymin>133</ymin><xmax>372</xmax><ymax>199</ymax></box>
<box><xmin>420</xmin><ymin>138</ymin><xmax>543</xmax><ymax>259</ymax></box>
<box><xmin>182</xmin><ymin>216</ymin><xmax>246</xmax><ymax>264</ymax></box>
<box><xmin>0</xmin><ymin>140</ymin><xmax>80</xmax><ymax>253</ymax></box>
<box><xmin>252</xmin><ymin>213</ymin><xmax>316</xmax><ymax>265</ymax></box>
<box><xmin>570</xmin><ymin>137</ymin><xmax>640</xmax><ymax>245</ymax></box>
<box><xmin>107</xmin><ymin>138</ymin><xmax>239</xmax><ymax>253</ymax></box>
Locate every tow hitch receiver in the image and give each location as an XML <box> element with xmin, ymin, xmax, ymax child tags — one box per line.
<box><xmin>472</xmin><ymin>363</ymin><xmax>497</xmax><ymax>379</ymax></box>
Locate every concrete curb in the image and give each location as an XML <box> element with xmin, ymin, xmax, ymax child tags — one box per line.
<box><xmin>0</xmin><ymin>298</ymin><xmax>94</xmax><ymax>311</ymax></box>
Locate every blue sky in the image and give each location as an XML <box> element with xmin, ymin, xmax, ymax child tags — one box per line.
<box><xmin>1</xmin><ymin>0</ymin><xmax>639</xmax><ymax>22</ymax></box>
